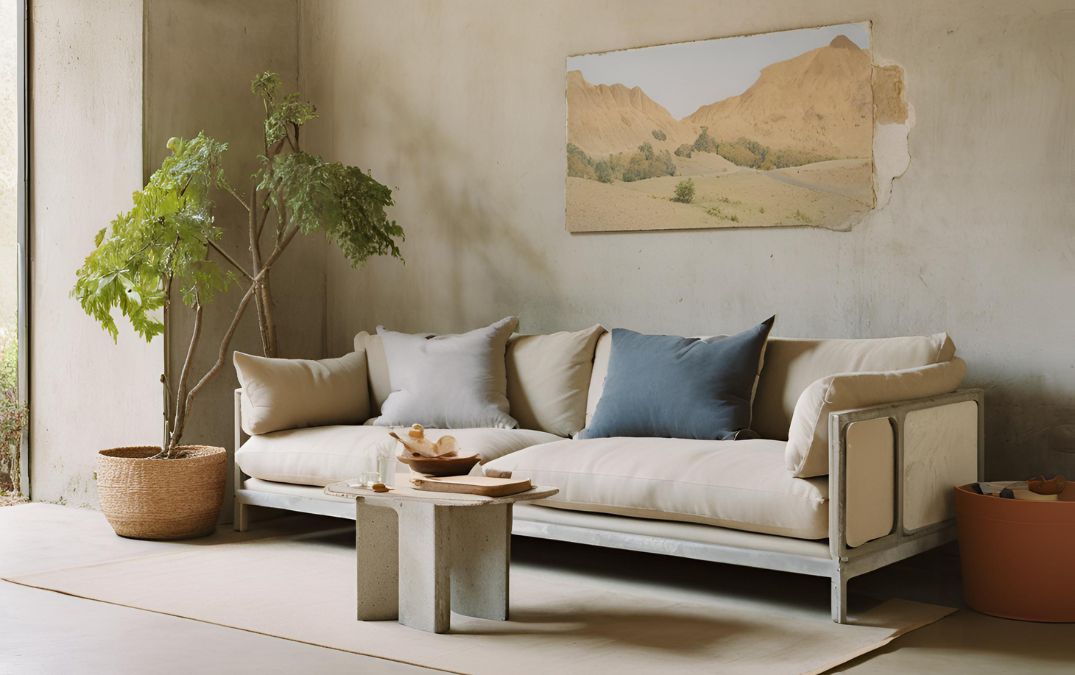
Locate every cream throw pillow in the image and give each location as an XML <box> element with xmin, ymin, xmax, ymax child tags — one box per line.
<box><xmin>506</xmin><ymin>326</ymin><xmax>605</xmax><ymax>437</ymax></box>
<box><xmin>234</xmin><ymin>350</ymin><xmax>369</xmax><ymax>436</ymax></box>
<box><xmin>374</xmin><ymin>317</ymin><xmax>519</xmax><ymax>429</ymax></box>
<box><xmin>786</xmin><ymin>357</ymin><xmax>967</xmax><ymax>477</ymax></box>
<box><xmin>754</xmin><ymin>332</ymin><xmax>955</xmax><ymax>441</ymax></box>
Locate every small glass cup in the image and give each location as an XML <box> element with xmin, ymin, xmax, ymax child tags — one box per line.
<box><xmin>356</xmin><ymin>471</ymin><xmax>380</xmax><ymax>488</ymax></box>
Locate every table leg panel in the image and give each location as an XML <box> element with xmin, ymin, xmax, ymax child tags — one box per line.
<box><xmin>397</xmin><ymin>502</ymin><xmax>451</xmax><ymax>633</ymax></box>
<box><xmin>356</xmin><ymin>503</ymin><xmax>399</xmax><ymax>621</ymax></box>
<box><xmin>450</xmin><ymin>503</ymin><xmax>510</xmax><ymax>620</ymax></box>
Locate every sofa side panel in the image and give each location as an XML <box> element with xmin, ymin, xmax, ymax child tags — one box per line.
<box><xmin>845</xmin><ymin>417</ymin><xmax>895</xmax><ymax>547</ymax></box>
<box><xmin>903</xmin><ymin>400</ymin><xmax>980</xmax><ymax>531</ymax></box>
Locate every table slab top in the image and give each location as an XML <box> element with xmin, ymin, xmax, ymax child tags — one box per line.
<box><xmin>324</xmin><ymin>475</ymin><xmax>558</xmax><ymax>507</ymax></box>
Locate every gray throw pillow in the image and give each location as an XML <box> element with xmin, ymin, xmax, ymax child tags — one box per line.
<box><xmin>579</xmin><ymin>317</ymin><xmax>774</xmax><ymax>441</ymax></box>
<box><xmin>373</xmin><ymin>317</ymin><xmax>519</xmax><ymax>429</ymax></box>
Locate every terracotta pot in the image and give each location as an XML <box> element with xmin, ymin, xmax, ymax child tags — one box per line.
<box><xmin>96</xmin><ymin>445</ymin><xmax>226</xmax><ymax>540</ymax></box>
<box><xmin>955</xmin><ymin>484</ymin><xmax>1075</xmax><ymax>621</ymax></box>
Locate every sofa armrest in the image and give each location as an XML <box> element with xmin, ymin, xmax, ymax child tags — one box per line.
<box><xmin>827</xmin><ymin>388</ymin><xmax>983</xmax><ymax>558</ymax></box>
<box><xmin>234</xmin><ymin>388</ymin><xmax>248</xmax><ymax>486</ymax></box>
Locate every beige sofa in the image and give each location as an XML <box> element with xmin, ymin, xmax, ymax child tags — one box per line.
<box><xmin>233</xmin><ymin>329</ymin><xmax>982</xmax><ymax>623</ymax></box>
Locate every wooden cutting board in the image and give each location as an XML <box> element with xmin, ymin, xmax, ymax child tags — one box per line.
<box><xmin>410</xmin><ymin>475</ymin><xmax>533</xmax><ymax>497</ymax></box>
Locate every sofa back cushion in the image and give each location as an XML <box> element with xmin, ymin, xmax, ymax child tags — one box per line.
<box><xmin>752</xmin><ymin>333</ymin><xmax>955</xmax><ymax>440</ymax></box>
<box><xmin>506</xmin><ymin>325</ymin><xmax>605</xmax><ymax>437</ymax></box>
<box><xmin>355</xmin><ymin>332</ymin><xmax>391</xmax><ymax>415</ymax></box>
<box><xmin>234</xmin><ymin>350</ymin><xmax>369</xmax><ymax>435</ymax></box>
<box><xmin>584</xmin><ymin>331</ymin><xmax>614</xmax><ymax>430</ymax></box>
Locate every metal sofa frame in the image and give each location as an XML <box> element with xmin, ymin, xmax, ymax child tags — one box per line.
<box><xmin>233</xmin><ymin>388</ymin><xmax>984</xmax><ymax>623</ymax></box>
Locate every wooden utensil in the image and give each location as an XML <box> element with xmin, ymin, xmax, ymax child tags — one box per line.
<box><xmin>410</xmin><ymin>475</ymin><xmax>533</xmax><ymax>497</ymax></box>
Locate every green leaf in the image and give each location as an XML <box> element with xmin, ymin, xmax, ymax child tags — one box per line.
<box><xmin>72</xmin><ymin>131</ymin><xmax>234</xmax><ymax>343</ymax></box>
<box><xmin>261</xmin><ymin>150</ymin><xmax>404</xmax><ymax>268</ymax></box>
<box><xmin>254</xmin><ymin>73</ymin><xmax>320</xmax><ymax>145</ymax></box>
<box><xmin>251</xmin><ymin>71</ymin><xmax>281</xmax><ymax>101</ymax></box>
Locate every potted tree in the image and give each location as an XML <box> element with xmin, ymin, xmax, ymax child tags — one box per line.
<box><xmin>73</xmin><ymin>72</ymin><xmax>403</xmax><ymax>539</ymax></box>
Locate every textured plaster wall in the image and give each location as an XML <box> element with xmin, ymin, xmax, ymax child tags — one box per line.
<box><xmin>301</xmin><ymin>0</ymin><xmax>1075</xmax><ymax>480</ymax></box>
<box><xmin>144</xmin><ymin>0</ymin><xmax>319</xmax><ymax>516</ymax></box>
<box><xmin>30</xmin><ymin>0</ymin><xmax>160</xmax><ymax>505</ymax></box>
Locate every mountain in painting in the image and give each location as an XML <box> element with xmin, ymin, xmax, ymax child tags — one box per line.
<box><xmin>568</xmin><ymin>34</ymin><xmax>873</xmax><ymax>161</ymax></box>
<box><xmin>566</xmin><ymin>70</ymin><xmax>694</xmax><ymax>157</ymax></box>
<box><xmin>685</xmin><ymin>35</ymin><xmax>873</xmax><ymax>159</ymax></box>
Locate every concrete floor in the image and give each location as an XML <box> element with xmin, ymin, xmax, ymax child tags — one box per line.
<box><xmin>1</xmin><ymin>503</ymin><xmax>1073</xmax><ymax>674</ymax></box>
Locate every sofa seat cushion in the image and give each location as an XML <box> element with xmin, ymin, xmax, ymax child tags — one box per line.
<box><xmin>237</xmin><ymin>425</ymin><xmax>561</xmax><ymax>487</ymax></box>
<box><xmin>484</xmin><ymin>437</ymin><xmax>829</xmax><ymax>540</ymax></box>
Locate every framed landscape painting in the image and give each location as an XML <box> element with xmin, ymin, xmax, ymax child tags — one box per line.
<box><xmin>566</xmin><ymin>23</ymin><xmax>874</xmax><ymax>232</ymax></box>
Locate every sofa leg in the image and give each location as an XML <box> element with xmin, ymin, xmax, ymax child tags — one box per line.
<box><xmin>831</xmin><ymin>572</ymin><xmax>848</xmax><ymax>623</ymax></box>
<box><xmin>234</xmin><ymin>500</ymin><xmax>249</xmax><ymax>532</ymax></box>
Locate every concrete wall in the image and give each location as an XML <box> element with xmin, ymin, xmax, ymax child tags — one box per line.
<box><xmin>144</xmin><ymin>0</ymin><xmax>320</xmax><ymax>514</ymax></box>
<box><xmin>300</xmin><ymin>0</ymin><xmax>1075</xmax><ymax>480</ymax></box>
<box><xmin>30</xmin><ymin>0</ymin><xmax>160</xmax><ymax>506</ymax></box>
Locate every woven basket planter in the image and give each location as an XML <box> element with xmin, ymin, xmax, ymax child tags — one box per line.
<box><xmin>96</xmin><ymin>445</ymin><xmax>226</xmax><ymax>540</ymax></box>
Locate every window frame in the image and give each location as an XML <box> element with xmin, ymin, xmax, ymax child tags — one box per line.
<box><xmin>15</xmin><ymin>0</ymin><xmax>28</xmax><ymax>496</ymax></box>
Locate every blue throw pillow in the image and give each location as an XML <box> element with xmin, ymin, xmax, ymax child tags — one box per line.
<box><xmin>579</xmin><ymin>317</ymin><xmax>774</xmax><ymax>441</ymax></box>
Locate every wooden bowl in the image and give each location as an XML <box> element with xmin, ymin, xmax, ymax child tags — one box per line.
<box><xmin>397</xmin><ymin>453</ymin><xmax>480</xmax><ymax>477</ymax></box>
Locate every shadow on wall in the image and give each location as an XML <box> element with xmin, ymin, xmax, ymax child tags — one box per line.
<box><xmin>984</xmin><ymin>384</ymin><xmax>1075</xmax><ymax>481</ymax></box>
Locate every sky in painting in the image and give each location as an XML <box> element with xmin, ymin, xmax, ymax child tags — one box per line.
<box><xmin>568</xmin><ymin>23</ymin><xmax>870</xmax><ymax>120</ymax></box>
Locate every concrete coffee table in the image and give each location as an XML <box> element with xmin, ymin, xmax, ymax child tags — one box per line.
<box><xmin>325</xmin><ymin>477</ymin><xmax>557</xmax><ymax>633</ymax></box>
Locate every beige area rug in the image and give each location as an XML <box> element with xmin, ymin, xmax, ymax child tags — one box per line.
<box><xmin>5</xmin><ymin>529</ymin><xmax>953</xmax><ymax>675</ymax></box>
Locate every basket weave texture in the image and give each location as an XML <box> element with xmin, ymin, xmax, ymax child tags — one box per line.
<box><xmin>96</xmin><ymin>445</ymin><xmax>226</xmax><ymax>540</ymax></box>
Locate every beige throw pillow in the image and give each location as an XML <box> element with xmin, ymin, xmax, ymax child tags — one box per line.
<box><xmin>786</xmin><ymin>357</ymin><xmax>967</xmax><ymax>477</ymax></box>
<box><xmin>234</xmin><ymin>350</ymin><xmax>369</xmax><ymax>436</ymax></box>
<box><xmin>506</xmin><ymin>326</ymin><xmax>605</xmax><ymax>437</ymax></box>
<box><xmin>754</xmin><ymin>332</ymin><xmax>955</xmax><ymax>441</ymax></box>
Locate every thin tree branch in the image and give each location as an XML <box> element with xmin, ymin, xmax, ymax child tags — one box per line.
<box><xmin>220</xmin><ymin>180</ymin><xmax>251</xmax><ymax>212</ymax></box>
<box><xmin>159</xmin><ymin>298</ymin><xmax>203</xmax><ymax>457</ymax></box>
<box><xmin>276</xmin><ymin>196</ymin><xmax>288</xmax><ymax>245</ymax></box>
<box><xmin>255</xmin><ymin>138</ymin><xmax>286</xmax><ymax>240</ymax></box>
<box><xmin>207</xmin><ymin>240</ymin><xmax>253</xmax><ymax>281</ymax></box>
<box><xmin>173</xmin><ymin>285</ymin><xmax>257</xmax><ymax>448</ymax></box>
<box><xmin>248</xmin><ymin>186</ymin><xmax>271</xmax><ymax>356</ymax></box>
<box><xmin>265</xmin><ymin>225</ymin><xmax>301</xmax><ymax>265</ymax></box>
<box><xmin>255</xmin><ymin>201</ymin><xmax>272</xmax><ymax>242</ymax></box>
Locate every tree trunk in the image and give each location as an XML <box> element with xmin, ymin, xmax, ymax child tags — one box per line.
<box><xmin>165</xmin><ymin>284</ymin><xmax>258</xmax><ymax>452</ymax></box>
<box><xmin>258</xmin><ymin>271</ymin><xmax>278</xmax><ymax>357</ymax></box>
<box><xmin>165</xmin><ymin>301</ymin><xmax>203</xmax><ymax>456</ymax></box>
